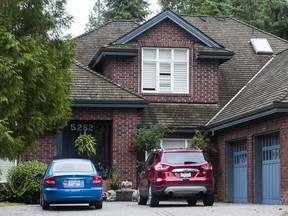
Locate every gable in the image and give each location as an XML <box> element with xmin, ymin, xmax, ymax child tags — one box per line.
<box><xmin>113</xmin><ymin>9</ymin><xmax>222</xmax><ymax>48</ymax></box>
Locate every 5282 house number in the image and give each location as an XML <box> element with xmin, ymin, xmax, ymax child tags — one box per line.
<box><xmin>70</xmin><ymin>124</ymin><xmax>94</xmax><ymax>132</ymax></box>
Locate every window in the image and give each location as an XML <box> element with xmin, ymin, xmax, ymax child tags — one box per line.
<box><xmin>160</xmin><ymin>139</ymin><xmax>191</xmax><ymax>149</ymax></box>
<box><xmin>142</xmin><ymin>48</ymin><xmax>189</xmax><ymax>93</ymax></box>
<box><xmin>0</xmin><ymin>159</ymin><xmax>16</xmax><ymax>183</ymax></box>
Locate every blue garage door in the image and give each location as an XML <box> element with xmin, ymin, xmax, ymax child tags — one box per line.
<box><xmin>233</xmin><ymin>140</ymin><xmax>247</xmax><ymax>203</ymax></box>
<box><xmin>262</xmin><ymin>134</ymin><xmax>280</xmax><ymax>204</ymax></box>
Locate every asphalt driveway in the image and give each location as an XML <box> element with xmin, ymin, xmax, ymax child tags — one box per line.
<box><xmin>1</xmin><ymin>201</ymin><xmax>288</xmax><ymax>216</ymax></box>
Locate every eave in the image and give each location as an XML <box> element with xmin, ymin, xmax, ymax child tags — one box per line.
<box><xmin>89</xmin><ymin>48</ymin><xmax>138</xmax><ymax>70</ymax></box>
<box><xmin>206</xmin><ymin>103</ymin><xmax>288</xmax><ymax>132</ymax></box>
<box><xmin>71</xmin><ymin>99</ymin><xmax>149</xmax><ymax>109</ymax></box>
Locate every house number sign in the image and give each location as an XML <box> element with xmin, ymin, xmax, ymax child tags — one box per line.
<box><xmin>70</xmin><ymin>123</ymin><xmax>94</xmax><ymax>132</ymax></box>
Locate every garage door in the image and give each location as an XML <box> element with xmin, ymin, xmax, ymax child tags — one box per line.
<box><xmin>233</xmin><ymin>140</ymin><xmax>247</xmax><ymax>203</ymax></box>
<box><xmin>262</xmin><ymin>134</ymin><xmax>280</xmax><ymax>204</ymax></box>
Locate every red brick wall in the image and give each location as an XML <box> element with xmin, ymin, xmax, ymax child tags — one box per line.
<box><xmin>22</xmin><ymin>107</ymin><xmax>139</xmax><ymax>188</ymax></box>
<box><xmin>215</xmin><ymin>115</ymin><xmax>288</xmax><ymax>204</ymax></box>
<box><xmin>102</xmin><ymin>19</ymin><xmax>219</xmax><ymax>103</ymax></box>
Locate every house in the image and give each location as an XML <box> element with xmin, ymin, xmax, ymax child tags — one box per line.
<box><xmin>18</xmin><ymin>10</ymin><xmax>288</xmax><ymax>204</ymax></box>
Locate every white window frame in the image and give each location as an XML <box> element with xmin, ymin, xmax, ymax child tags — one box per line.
<box><xmin>160</xmin><ymin>138</ymin><xmax>191</xmax><ymax>149</ymax></box>
<box><xmin>142</xmin><ymin>48</ymin><xmax>189</xmax><ymax>94</ymax></box>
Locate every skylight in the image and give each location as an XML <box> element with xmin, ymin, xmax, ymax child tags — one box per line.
<box><xmin>250</xmin><ymin>38</ymin><xmax>273</xmax><ymax>55</ymax></box>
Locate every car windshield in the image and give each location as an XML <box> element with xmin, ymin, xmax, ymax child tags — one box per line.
<box><xmin>162</xmin><ymin>152</ymin><xmax>205</xmax><ymax>164</ymax></box>
<box><xmin>52</xmin><ymin>161</ymin><xmax>94</xmax><ymax>173</ymax></box>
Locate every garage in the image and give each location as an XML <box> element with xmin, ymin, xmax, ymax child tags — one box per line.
<box><xmin>227</xmin><ymin>139</ymin><xmax>247</xmax><ymax>203</ymax></box>
<box><xmin>254</xmin><ymin>132</ymin><xmax>280</xmax><ymax>204</ymax></box>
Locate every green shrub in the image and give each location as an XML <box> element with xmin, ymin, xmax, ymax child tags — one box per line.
<box><xmin>0</xmin><ymin>160</ymin><xmax>47</xmax><ymax>204</ymax></box>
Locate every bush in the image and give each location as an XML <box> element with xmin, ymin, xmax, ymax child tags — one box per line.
<box><xmin>0</xmin><ymin>160</ymin><xmax>47</xmax><ymax>204</ymax></box>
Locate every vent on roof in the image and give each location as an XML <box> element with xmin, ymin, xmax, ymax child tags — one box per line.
<box><xmin>250</xmin><ymin>38</ymin><xmax>273</xmax><ymax>55</ymax></box>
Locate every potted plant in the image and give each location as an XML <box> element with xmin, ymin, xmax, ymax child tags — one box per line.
<box><xmin>74</xmin><ymin>132</ymin><xmax>97</xmax><ymax>157</ymax></box>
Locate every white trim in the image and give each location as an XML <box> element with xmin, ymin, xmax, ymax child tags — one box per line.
<box><xmin>142</xmin><ymin>47</ymin><xmax>189</xmax><ymax>94</ymax></box>
<box><xmin>206</xmin><ymin>56</ymin><xmax>275</xmax><ymax>126</ymax></box>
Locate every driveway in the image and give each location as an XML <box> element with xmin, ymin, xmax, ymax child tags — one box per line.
<box><xmin>1</xmin><ymin>201</ymin><xmax>288</xmax><ymax>216</ymax></box>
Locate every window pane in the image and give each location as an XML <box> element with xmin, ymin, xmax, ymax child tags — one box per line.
<box><xmin>159</xmin><ymin>49</ymin><xmax>171</xmax><ymax>60</ymax></box>
<box><xmin>162</xmin><ymin>139</ymin><xmax>186</xmax><ymax>149</ymax></box>
<box><xmin>174</xmin><ymin>49</ymin><xmax>187</xmax><ymax>61</ymax></box>
<box><xmin>162</xmin><ymin>152</ymin><xmax>205</xmax><ymax>164</ymax></box>
<box><xmin>143</xmin><ymin>49</ymin><xmax>156</xmax><ymax>60</ymax></box>
<box><xmin>143</xmin><ymin>62</ymin><xmax>156</xmax><ymax>90</ymax></box>
<box><xmin>174</xmin><ymin>63</ymin><xmax>188</xmax><ymax>92</ymax></box>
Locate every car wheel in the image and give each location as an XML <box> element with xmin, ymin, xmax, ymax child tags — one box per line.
<box><xmin>187</xmin><ymin>197</ymin><xmax>197</xmax><ymax>206</ymax></box>
<box><xmin>137</xmin><ymin>185</ymin><xmax>147</xmax><ymax>205</ymax></box>
<box><xmin>94</xmin><ymin>200</ymin><xmax>103</xmax><ymax>209</ymax></box>
<box><xmin>147</xmin><ymin>184</ymin><xmax>159</xmax><ymax>207</ymax></box>
<box><xmin>202</xmin><ymin>194</ymin><xmax>214</xmax><ymax>206</ymax></box>
<box><xmin>41</xmin><ymin>195</ymin><xmax>49</xmax><ymax>210</ymax></box>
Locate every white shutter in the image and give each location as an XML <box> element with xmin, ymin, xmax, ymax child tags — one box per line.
<box><xmin>174</xmin><ymin>49</ymin><xmax>187</xmax><ymax>61</ymax></box>
<box><xmin>0</xmin><ymin>159</ymin><xmax>16</xmax><ymax>183</ymax></box>
<box><xmin>161</xmin><ymin>139</ymin><xmax>186</xmax><ymax>149</ymax></box>
<box><xmin>159</xmin><ymin>63</ymin><xmax>171</xmax><ymax>92</ymax></box>
<box><xmin>143</xmin><ymin>48</ymin><xmax>156</xmax><ymax>60</ymax></box>
<box><xmin>174</xmin><ymin>63</ymin><xmax>188</xmax><ymax>93</ymax></box>
<box><xmin>142</xmin><ymin>62</ymin><xmax>156</xmax><ymax>91</ymax></box>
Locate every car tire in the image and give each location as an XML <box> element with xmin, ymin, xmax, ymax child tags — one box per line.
<box><xmin>94</xmin><ymin>200</ymin><xmax>103</xmax><ymax>209</ymax></box>
<box><xmin>202</xmin><ymin>194</ymin><xmax>214</xmax><ymax>206</ymax></box>
<box><xmin>137</xmin><ymin>185</ymin><xmax>147</xmax><ymax>205</ymax></box>
<box><xmin>147</xmin><ymin>184</ymin><xmax>159</xmax><ymax>207</ymax></box>
<box><xmin>41</xmin><ymin>195</ymin><xmax>49</xmax><ymax>210</ymax></box>
<box><xmin>187</xmin><ymin>197</ymin><xmax>197</xmax><ymax>206</ymax></box>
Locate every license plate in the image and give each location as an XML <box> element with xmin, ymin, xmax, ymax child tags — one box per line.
<box><xmin>180</xmin><ymin>172</ymin><xmax>191</xmax><ymax>178</ymax></box>
<box><xmin>68</xmin><ymin>180</ymin><xmax>81</xmax><ymax>186</ymax></box>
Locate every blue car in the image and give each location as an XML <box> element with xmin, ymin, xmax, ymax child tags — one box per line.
<box><xmin>38</xmin><ymin>158</ymin><xmax>103</xmax><ymax>210</ymax></box>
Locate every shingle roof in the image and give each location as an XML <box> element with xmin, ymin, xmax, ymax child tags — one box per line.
<box><xmin>70</xmin><ymin>61</ymin><xmax>148</xmax><ymax>108</ymax></box>
<box><xmin>206</xmin><ymin>49</ymin><xmax>288</xmax><ymax>129</ymax></box>
<box><xmin>181</xmin><ymin>16</ymin><xmax>288</xmax><ymax>106</ymax></box>
<box><xmin>138</xmin><ymin>103</ymin><xmax>220</xmax><ymax>128</ymax></box>
<box><xmin>74</xmin><ymin>11</ymin><xmax>288</xmax><ymax>128</ymax></box>
<box><xmin>76</xmin><ymin>21</ymin><xmax>139</xmax><ymax>66</ymax></box>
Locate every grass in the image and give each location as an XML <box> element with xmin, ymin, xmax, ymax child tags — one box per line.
<box><xmin>0</xmin><ymin>202</ymin><xmax>24</xmax><ymax>207</ymax></box>
<box><xmin>282</xmin><ymin>213</ymin><xmax>288</xmax><ymax>216</ymax></box>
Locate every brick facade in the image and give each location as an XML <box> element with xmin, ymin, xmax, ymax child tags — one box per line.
<box><xmin>23</xmin><ymin>107</ymin><xmax>139</xmax><ymax>188</ymax></box>
<box><xmin>215</xmin><ymin>115</ymin><xmax>288</xmax><ymax>204</ymax></box>
<box><xmin>101</xmin><ymin>19</ymin><xmax>219</xmax><ymax>104</ymax></box>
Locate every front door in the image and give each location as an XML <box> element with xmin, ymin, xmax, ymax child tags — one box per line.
<box><xmin>62</xmin><ymin>120</ymin><xmax>111</xmax><ymax>172</ymax></box>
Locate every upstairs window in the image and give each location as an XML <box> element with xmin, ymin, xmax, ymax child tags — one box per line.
<box><xmin>142</xmin><ymin>48</ymin><xmax>189</xmax><ymax>93</ymax></box>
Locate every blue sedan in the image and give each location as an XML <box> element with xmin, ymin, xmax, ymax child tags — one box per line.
<box><xmin>38</xmin><ymin>158</ymin><xmax>103</xmax><ymax>210</ymax></box>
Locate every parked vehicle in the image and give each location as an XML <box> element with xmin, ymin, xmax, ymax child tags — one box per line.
<box><xmin>37</xmin><ymin>158</ymin><xmax>103</xmax><ymax>210</ymax></box>
<box><xmin>137</xmin><ymin>148</ymin><xmax>214</xmax><ymax>207</ymax></box>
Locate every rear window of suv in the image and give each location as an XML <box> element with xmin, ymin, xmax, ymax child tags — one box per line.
<box><xmin>162</xmin><ymin>152</ymin><xmax>205</xmax><ymax>165</ymax></box>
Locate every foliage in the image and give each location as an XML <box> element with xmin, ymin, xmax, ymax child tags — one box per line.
<box><xmin>0</xmin><ymin>0</ymin><xmax>76</xmax><ymax>160</ymax></box>
<box><xmin>133</xmin><ymin>124</ymin><xmax>170</xmax><ymax>152</ymax></box>
<box><xmin>159</xmin><ymin>0</ymin><xmax>288</xmax><ymax>40</ymax></box>
<box><xmin>86</xmin><ymin>0</ymin><xmax>151</xmax><ymax>31</ymax></box>
<box><xmin>190</xmin><ymin>129</ymin><xmax>216</xmax><ymax>161</ymax></box>
<box><xmin>74</xmin><ymin>133</ymin><xmax>97</xmax><ymax>157</ymax></box>
<box><xmin>85</xmin><ymin>0</ymin><xmax>106</xmax><ymax>31</ymax></box>
<box><xmin>0</xmin><ymin>160</ymin><xmax>47</xmax><ymax>204</ymax></box>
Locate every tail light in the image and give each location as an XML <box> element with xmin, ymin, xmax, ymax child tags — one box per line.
<box><xmin>201</xmin><ymin>163</ymin><xmax>213</xmax><ymax>171</ymax></box>
<box><xmin>44</xmin><ymin>176</ymin><xmax>56</xmax><ymax>186</ymax></box>
<box><xmin>92</xmin><ymin>176</ymin><xmax>102</xmax><ymax>185</ymax></box>
<box><xmin>155</xmin><ymin>163</ymin><xmax>170</xmax><ymax>171</ymax></box>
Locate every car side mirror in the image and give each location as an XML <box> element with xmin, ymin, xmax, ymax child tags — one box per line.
<box><xmin>35</xmin><ymin>173</ymin><xmax>43</xmax><ymax>179</ymax></box>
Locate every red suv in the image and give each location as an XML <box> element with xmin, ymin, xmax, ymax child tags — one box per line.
<box><xmin>137</xmin><ymin>148</ymin><xmax>214</xmax><ymax>207</ymax></box>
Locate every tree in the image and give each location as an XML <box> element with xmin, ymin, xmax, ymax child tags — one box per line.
<box><xmin>85</xmin><ymin>0</ymin><xmax>151</xmax><ymax>32</ymax></box>
<box><xmin>85</xmin><ymin>0</ymin><xmax>106</xmax><ymax>31</ymax></box>
<box><xmin>0</xmin><ymin>0</ymin><xmax>76</xmax><ymax>160</ymax></box>
<box><xmin>159</xmin><ymin>0</ymin><xmax>288</xmax><ymax>40</ymax></box>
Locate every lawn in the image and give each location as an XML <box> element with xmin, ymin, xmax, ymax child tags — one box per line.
<box><xmin>0</xmin><ymin>202</ymin><xmax>24</xmax><ymax>207</ymax></box>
